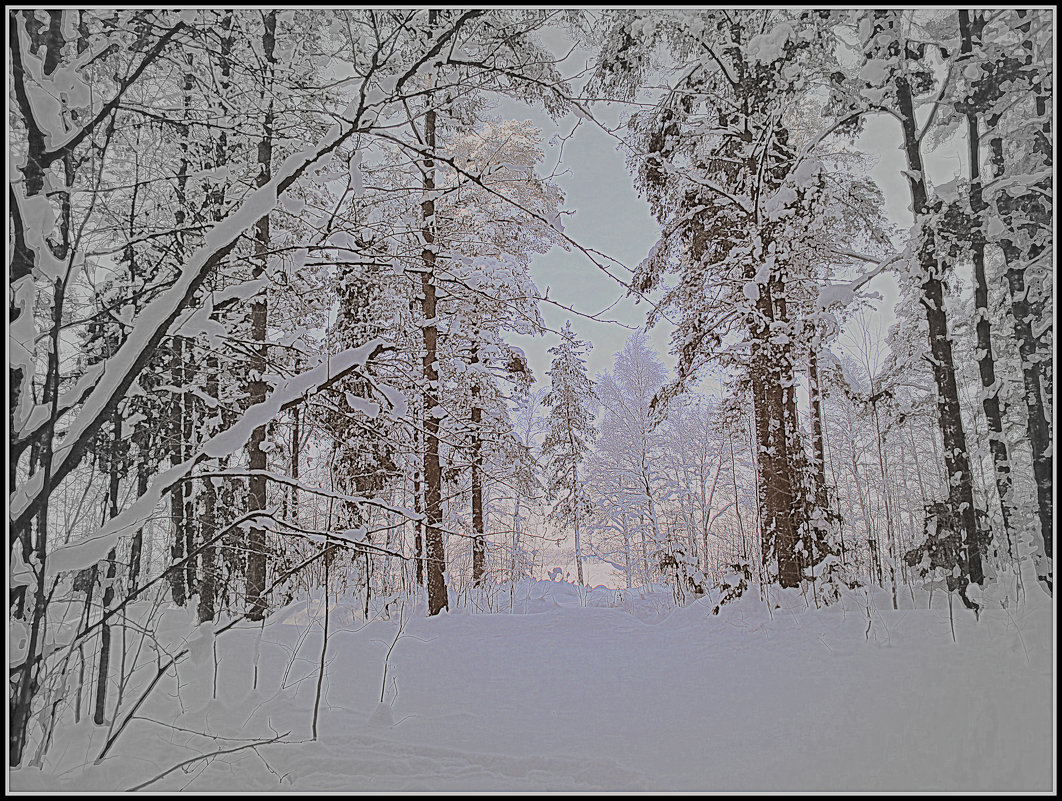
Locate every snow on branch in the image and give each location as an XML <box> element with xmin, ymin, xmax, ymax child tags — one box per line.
<box><xmin>42</xmin><ymin>338</ymin><xmax>389</xmax><ymax>580</ymax></box>
<box><xmin>10</xmin><ymin>116</ymin><xmax>369</xmax><ymax>536</ymax></box>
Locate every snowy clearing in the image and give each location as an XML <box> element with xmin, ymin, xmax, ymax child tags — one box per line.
<box><xmin>11</xmin><ymin>577</ymin><xmax>1053</xmax><ymax>793</ymax></box>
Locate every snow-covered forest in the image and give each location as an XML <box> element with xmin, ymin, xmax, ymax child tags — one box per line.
<box><xmin>8</xmin><ymin>8</ymin><xmax>1054</xmax><ymax>792</ymax></box>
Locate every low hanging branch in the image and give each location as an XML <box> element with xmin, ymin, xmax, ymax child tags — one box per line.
<box><xmin>125</xmin><ymin>731</ymin><xmax>290</xmax><ymax>792</ymax></box>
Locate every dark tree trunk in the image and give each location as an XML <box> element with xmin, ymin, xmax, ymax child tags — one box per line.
<box><xmin>958</xmin><ymin>10</ymin><xmax>1018</xmax><ymax>560</ymax></box>
<box><xmin>197</xmin><ymin>15</ymin><xmax>234</xmax><ymax>623</ymax></box>
<box><xmin>167</xmin><ymin>54</ymin><xmax>196</xmax><ymax>607</ymax></box>
<box><xmin>168</xmin><ymin>339</ymin><xmax>189</xmax><ymax>606</ymax></box>
<box><xmin>197</xmin><ymin>355</ymin><xmax>219</xmax><ymax>624</ymax></box>
<box><xmin>471</xmin><ymin>345</ymin><xmax>485</xmax><ymax>585</ymax></box>
<box><xmin>808</xmin><ymin>346</ymin><xmax>830</xmax><ymax>511</ymax></box>
<box><xmin>421</xmin><ymin>80</ymin><xmax>448</xmax><ymax>615</ymax></box>
<box><xmin>412</xmin><ymin>420</ymin><xmax>425</xmax><ymax>586</ymax></box>
<box><xmin>246</xmin><ymin>11</ymin><xmax>276</xmax><ymax>621</ymax></box>
<box><xmin>749</xmin><ymin>278</ymin><xmax>808</xmax><ymax>588</ymax></box>
<box><xmin>9</xmin><ymin>13</ymin><xmax>73</xmax><ymax>763</ymax></box>
<box><xmin>895</xmin><ymin>71</ymin><xmax>984</xmax><ymax>587</ymax></box>
<box><xmin>93</xmin><ymin>410</ymin><xmax>123</xmax><ymax>724</ymax></box>
<box><xmin>289</xmin><ymin>403</ymin><xmax>300</xmax><ymax>524</ymax></box>
<box><xmin>984</xmin><ymin>11</ymin><xmax>1052</xmax><ymax>591</ymax></box>
<box><xmin>128</xmin><ymin>454</ymin><xmax>147</xmax><ymax>593</ymax></box>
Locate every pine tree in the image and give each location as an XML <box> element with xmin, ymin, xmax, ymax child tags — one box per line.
<box><xmin>542</xmin><ymin>322</ymin><xmax>597</xmax><ymax>585</ymax></box>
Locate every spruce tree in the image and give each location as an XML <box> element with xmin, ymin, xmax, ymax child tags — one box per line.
<box><xmin>542</xmin><ymin>322</ymin><xmax>597</xmax><ymax>585</ymax></box>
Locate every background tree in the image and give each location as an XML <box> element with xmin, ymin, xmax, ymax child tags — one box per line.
<box><xmin>542</xmin><ymin>322</ymin><xmax>597</xmax><ymax>586</ymax></box>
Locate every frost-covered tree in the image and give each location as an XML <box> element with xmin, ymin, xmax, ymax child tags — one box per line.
<box><xmin>591</xmin><ymin>9</ymin><xmax>864</xmax><ymax>590</ymax></box>
<box><xmin>7</xmin><ymin>7</ymin><xmax>572</xmax><ymax>764</ymax></box>
<box><xmin>542</xmin><ymin>323</ymin><xmax>597</xmax><ymax>585</ymax></box>
<box><xmin>587</xmin><ymin>333</ymin><xmax>677</xmax><ymax>590</ymax></box>
<box><xmin>950</xmin><ymin>9</ymin><xmax>1053</xmax><ymax>592</ymax></box>
<box><xmin>827</xmin><ymin>9</ymin><xmax>997</xmax><ymax>605</ymax></box>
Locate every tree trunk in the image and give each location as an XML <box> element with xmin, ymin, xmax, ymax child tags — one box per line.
<box><xmin>421</xmin><ymin>25</ymin><xmax>448</xmax><ymax>614</ymax></box>
<box><xmin>246</xmin><ymin>11</ymin><xmax>277</xmax><ymax>621</ymax></box>
<box><xmin>749</xmin><ymin>295</ymin><xmax>806</xmax><ymax>588</ymax></box>
<box><xmin>471</xmin><ymin>345</ymin><xmax>485</xmax><ymax>585</ymax></box>
<box><xmin>289</xmin><ymin>403</ymin><xmax>300</xmax><ymax>524</ymax></box>
<box><xmin>895</xmin><ymin>71</ymin><xmax>984</xmax><ymax>586</ymax></box>
<box><xmin>166</xmin><ymin>52</ymin><xmax>195</xmax><ymax>607</ymax></box>
<box><xmin>573</xmin><ymin>463</ymin><xmax>584</xmax><ymax>585</ymax></box>
<box><xmin>958</xmin><ymin>10</ymin><xmax>1019</xmax><ymax>563</ymax></box>
<box><xmin>808</xmin><ymin>347</ymin><xmax>829</xmax><ymax>502</ymax></box>
<box><xmin>93</xmin><ymin>409</ymin><xmax>123</xmax><ymax>724</ymax></box>
<box><xmin>168</xmin><ymin>343</ymin><xmax>189</xmax><ymax>604</ymax></box>
<box><xmin>197</xmin><ymin>354</ymin><xmax>219</xmax><ymax>623</ymax></box>
<box><xmin>412</xmin><ymin>419</ymin><xmax>425</xmax><ymax>586</ymax></box>
<box><xmin>983</xmin><ymin>15</ymin><xmax>1052</xmax><ymax>590</ymax></box>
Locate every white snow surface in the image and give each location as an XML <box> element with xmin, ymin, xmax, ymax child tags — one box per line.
<box><xmin>10</xmin><ymin>578</ymin><xmax>1054</xmax><ymax>792</ymax></box>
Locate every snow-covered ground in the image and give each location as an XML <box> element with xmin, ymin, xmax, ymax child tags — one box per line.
<box><xmin>10</xmin><ymin>574</ymin><xmax>1054</xmax><ymax>792</ymax></box>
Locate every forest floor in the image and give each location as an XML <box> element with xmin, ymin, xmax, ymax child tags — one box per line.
<box><xmin>10</xmin><ymin>571</ymin><xmax>1055</xmax><ymax>792</ymax></box>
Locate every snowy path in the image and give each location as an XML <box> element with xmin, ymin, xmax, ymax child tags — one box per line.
<box><xmin>11</xmin><ymin>581</ymin><xmax>1054</xmax><ymax>792</ymax></box>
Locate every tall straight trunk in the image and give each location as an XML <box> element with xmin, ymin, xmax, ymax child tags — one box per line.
<box><xmin>412</xmin><ymin>420</ymin><xmax>425</xmax><ymax>586</ymax></box>
<box><xmin>572</xmin><ymin>463</ymin><xmax>584</xmax><ymax>585</ymax></box>
<box><xmin>641</xmin><ymin>452</ymin><xmax>663</xmax><ymax>562</ymax></box>
<box><xmin>700</xmin><ymin>448</ymin><xmax>725</xmax><ymax>573</ymax></box>
<box><xmin>808</xmin><ymin>347</ymin><xmax>828</xmax><ymax>502</ymax></box>
<box><xmin>470</xmin><ymin>345</ymin><xmax>485</xmax><ymax>585</ymax></box>
<box><xmin>246</xmin><ymin>11</ymin><xmax>277</xmax><ymax>621</ymax></box>
<box><xmin>125</xmin><ymin>143</ymin><xmax>146</xmax><ymax>596</ymax></box>
<box><xmin>128</xmin><ymin>453</ymin><xmax>148</xmax><ymax>593</ymax></box>
<box><xmin>197</xmin><ymin>354</ymin><xmax>219</xmax><ymax>623</ymax></box>
<box><xmin>197</xmin><ymin>16</ymin><xmax>232</xmax><ymax>623</ymax></box>
<box><xmin>167</xmin><ymin>54</ymin><xmax>195</xmax><ymax>607</ymax></box>
<box><xmin>958</xmin><ymin>10</ymin><xmax>1018</xmax><ymax>561</ymax></box>
<box><xmin>11</xmin><ymin>13</ymin><xmax>73</xmax><ymax>758</ymax></box>
<box><xmin>511</xmin><ymin>496</ymin><xmax>521</xmax><ymax>582</ymax></box>
<box><xmin>420</xmin><ymin>24</ymin><xmax>448</xmax><ymax>614</ymax></box>
<box><xmin>728</xmin><ymin>432</ymin><xmax>748</xmax><ymax>564</ymax></box>
<box><xmin>870</xmin><ymin>397</ymin><xmax>898</xmax><ymax>608</ymax></box>
<box><xmin>895</xmin><ymin>71</ymin><xmax>984</xmax><ymax>586</ymax></box>
<box><xmin>289</xmin><ymin>403</ymin><xmax>300</xmax><ymax>524</ymax></box>
<box><xmin>94</xmin><ymin>412</ymin><xmax>121</xmax><ymax>725</ymax></box>
<box><xmin>984</xmin><ymin>14</ymin><xmax>1052</xmax><ymax>590</ymax></box>
<box><xmin>751</xmin><ymin>276</ymin><xmax>807</xmax><ymax>586</ymax></box>
<box><xmin>622</xmin><ymin>512</ymin><xmax>633</xmax><ymax>589</ymax></box>
<box><xmin>168</xmin><ymin>343</ymin><xmax>188</xmax><ymax>605</ymax></box>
